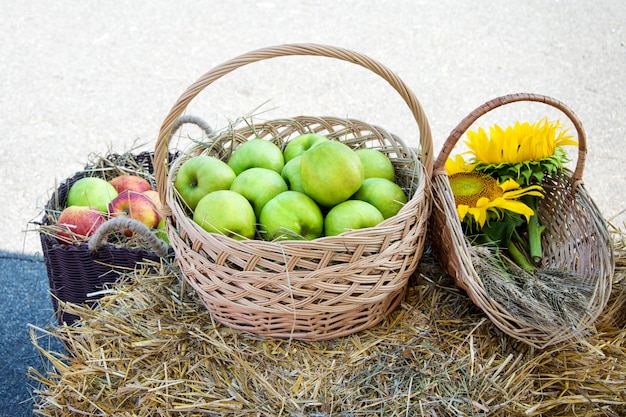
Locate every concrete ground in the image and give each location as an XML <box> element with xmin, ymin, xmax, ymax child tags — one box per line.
<box><xmin>1</xmin><ymin>1</ymin><xmax>624</xmax><ymax>414</ymax></box>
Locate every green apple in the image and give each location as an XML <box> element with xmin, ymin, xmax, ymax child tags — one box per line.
<box><xmin>323</xmin><ymin>200</ymin><xmax>384</xmax><ymax>236</ymax></box>
<box><xmin>66</xmin><ymin>177</ymin><xmax>118</xmax><ymax>212</ymax></box>
<box><xmin>228</xmin><ymin>138</ymin><xmax>284</xmax><ymax>175</ymax></box>
<box><xmin>259</xmin><ymin>191</ymin><xmax>324</xmax><ymax>241</ymax></box>
<box><xmin>230</xmin><ymin>167</ymin><xmax>288</xmax><ymax>218</ymax></box>
<box><xmin>283</xmin><ymin>133</ymin><xmax>329</xmax><ymax>162</ymax></box>
<box><xmin>155</xmin><ymin>218</ymin><xmax>170</xmax><ymax>244</ymax></box>
<box><xmin>355</xmin><ymin>148</ymin><xmax>396</xmax><ymax>181</ymax></box>
<box><xmin>300</xmin><ymin>141</ymin><xmax>364</xmax><ymax>207</ymax></box>
<box><xmin>280</xmin><ymin>155</ymin><xmax>305</xmax><ymax>193</ymax></box>
<box><xmin>193</xmin><ymin>190</ymin><xmax>256</xmax><ymax>240</ymax></box>
<box><xmin>352</xmin><ymin>177</ymin><xmax>407</xmax><ymax>219</ymax></box>
<box><xmin>174</xmin><ymin>155</ymin><xmax>236</xmax><ymax>211</ymax></box>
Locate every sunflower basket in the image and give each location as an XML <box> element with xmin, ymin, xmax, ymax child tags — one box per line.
<box><xmin>38</xmin><ymin>147</ymin><xmax>183</xmax><ymax>325</ymax></box>
<box><xmin>153</xmin><ymin>43</ymin><xmax>433</xmax><ymax>341</ymax></box>
<box><xmin>430</xmin><ymin>93</ymin><xmax>614</xmax><ymax>349</ymax></box>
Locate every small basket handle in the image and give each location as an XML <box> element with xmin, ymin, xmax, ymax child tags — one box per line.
<box><xmin>88</xmin><ymin>217</ymin><xmax>169</xmax><ymax>258</ymax></box>
<box><xmin>432</xmin><ymin>93</ymin><xmax>587</xmax><ymax>190</ymax></box>
<box><xmin>170</xmin><ymin>114</ymin><xmax>215</xmax><ymax>138</ymax></box>
<box><xmin>154</xmin><ymin>43</ymin><xmax>433</xmax><ymax>208</ymax></box>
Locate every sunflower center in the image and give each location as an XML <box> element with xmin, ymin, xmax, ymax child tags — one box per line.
<box><xmin>449</xmin><ymin>172</ymin><xmax>503</xmax><ymax>207</ymax></box>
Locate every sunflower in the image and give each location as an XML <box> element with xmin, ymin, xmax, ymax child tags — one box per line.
<box><xmin>446</xmin><ymin>157</ymin><xmax>543</xmax><ymax>228</ymax></box>
<box><xmin>464</xmin><ymin>118</ymin><xmax>577</xmax><ymax>184</ymax></box>
<box><xmin>465</xmin><ymin>118</ymin><xmax>576</xmax><ymax>164</ymax></box>
<box><xmin>445</xmin><ymin>154</ymin><xmax>477</xmax><ymax>175</ymax></box>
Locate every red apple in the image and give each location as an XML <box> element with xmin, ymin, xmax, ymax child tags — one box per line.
<box><xmin>56</xmin><ymin>205</ymin><xmax>106</xmax><ymax>243</ymax></box>
<box><xmin>108</xmin><ymin>190</ymin><xmax>161</xmax><ymax>229</ymax></box>
<box><xmin>109</xmin><ymin>175</ymin><xmax>153</xmax><ymax>194</ymax></box>
<box><xmin>142</xmin><ymin>190</ymin><xmax>165</xmax><ymax>216</ymax></box>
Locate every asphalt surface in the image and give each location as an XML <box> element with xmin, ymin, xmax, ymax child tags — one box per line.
<box><xmin>2</xmin><ymin>1</ymin><xmax>625</xmax><ymax>415</ymax></box>
<box><xmin>0</xmin><ymin>253</ymin><xmax>60</xmax><ymax>417</ymax></box>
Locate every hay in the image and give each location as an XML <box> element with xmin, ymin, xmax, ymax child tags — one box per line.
<box><xmin>29</xmin><ymin>230</ymin><xmax>626</xmax><ymax>416</ymax></box>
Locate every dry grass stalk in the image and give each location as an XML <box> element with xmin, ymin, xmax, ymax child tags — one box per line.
<box><xmin>29</xmin><ymin>231</ymin><xmax>626</xmax><ymax>416</ymax></box>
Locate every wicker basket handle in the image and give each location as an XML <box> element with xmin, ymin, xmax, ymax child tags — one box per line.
<box><xmin>88</xmin><ymin>217</ymin><xmax>170</xmax><ymax>258</ymax></box>
<box><xmin>433</xmin><ymin>93</ymin><xmax>587</xmax><ymax>190</ymax></box>
<box><xmin>154</xmin><ymin>43</ymin><xmax>433</xmax><ymax>206</ymax></box>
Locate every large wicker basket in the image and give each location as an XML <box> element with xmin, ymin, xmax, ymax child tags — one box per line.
<box><xmin>153</xmin><ymin>43</ymin><xmax>433</xmax><ymax>340</ymax></box>
<box><xmin>430</xmin><ymin>93</ymin><xmax>614</xmax><ymax>349</ymax></box>
<box><xmin>39</xmin><ymin>151</ymin><xmax>173</xmax><ymax>325</ymax></box>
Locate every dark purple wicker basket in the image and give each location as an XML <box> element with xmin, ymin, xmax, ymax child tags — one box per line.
<box><xmin>39</xmin><ymin>151</ymin><xmax>174</xmax><ymax>325</ymax></box>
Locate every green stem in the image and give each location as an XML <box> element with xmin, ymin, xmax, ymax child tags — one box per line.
<box><xmin>525</xmin><ymin>196</ymin><xmax>545</xmax><ymax>267</ymax></box>
<box><xmin>507</xmin><ymin>239</ymin><xmax>536</xmax><ymax>273</ymax></box>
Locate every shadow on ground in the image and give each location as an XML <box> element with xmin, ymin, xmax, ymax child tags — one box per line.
<box><xmin>0</xmin><ymin>251</ymin><xmax>60</xmax><ymax>417</ymax></box>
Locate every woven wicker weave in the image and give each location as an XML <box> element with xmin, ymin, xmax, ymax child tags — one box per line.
<box><xmin>153</xmin><ymin>43</ymin><xmax>433</xmax><ymax>340</ymax></box>
<box><xmin>430</xmin><ymin>93</ymin><xmax>614</xmax><ymax>348</ymax></box>
<box><xmin>39</xmin><ymin>151</ymin><xmax>173</xmax><ymax>325</ymax></box>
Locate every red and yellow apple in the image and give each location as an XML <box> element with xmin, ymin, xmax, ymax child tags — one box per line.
<box><xmin>109</xmin><ymin>174</ymin><xmax>153</xmax><ymax>194</ymax></box>
<box><xmin>55</xmin><ymin>205</ymin><xmax>107</xmax><ymax>243</ymax></box>
<box><xmin>108</xmin><ymin>190</ymin><xmax>161</xmax><ymax>229</ymax></box>
<box><xmin>143</xmin><ymin>190</ymin><xmax>165</xmax><ymax>216</ymax></box>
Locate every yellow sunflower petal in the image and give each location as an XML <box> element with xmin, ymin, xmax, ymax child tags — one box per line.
<box><xmin>503</xmin><ymin>185</ymin><xmax>544</xmax><ymax>200</ymax></box>
<box><xmin>475</xmin><ymin>197</ymin><xmax>491</xmax><ymax>208</ymax></box>
<box><xmin>520</xmin><ymin>129</ymin><xmax>544</xmax><ymax>161</ymax></box>
<box><xmin>446</xmin><ymin>155</ymin><xmax>475</xmax><ymax>175</ymax></box>
<box><xmin>468</xmin><ymin>206</ymin><xmax>488</xmax><ymax>228</ymax></box>
<box><xmin>465</xmin><ymin>127</ymin><xmax>490</xmax><ymax>163</ymax></box>
<box><xmin>456</xmin><ymin>204</ymin><xmax>469</xmax><ymax>222</ymax></box>
<box><xmin>488</xmin><ymin>197</ymin><xmax>535</xmax><ymax>222</ymax></box>
<box><xmin>555</xmin><ymin>129</ymin><xmax>577</xmax><ymax>148</ymax></box>
<box><xmin>487</xmin><ymin>125</ymin><xmax>505</xmax><ymax>164</ymax></box>
<box><xmin>498</xmin><ymin>178</ymin><xmax>522</xmax><ymax>192</ymax></box>
<box><xmin>502</xmin><ymin>135</ymin><xmax>521</xmax><ymax>163</ymax></box>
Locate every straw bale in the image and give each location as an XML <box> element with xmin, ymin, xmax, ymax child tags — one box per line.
<box><xmin>29</xmin><ymin>229</ymin><xmax>626</xmax><ymax>416</ymax></box>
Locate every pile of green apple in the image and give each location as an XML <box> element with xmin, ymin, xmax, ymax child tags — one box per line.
<box><xmin>174</xmin><ymin>133</ymin><xmax>407</xmax><ymax>241</ymax></box>
<box><xmin>55</xmin><ymin>174</ymin><xmax>168</xmax><ymax>244</ymax></box>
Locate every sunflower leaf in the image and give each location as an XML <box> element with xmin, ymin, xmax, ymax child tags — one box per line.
<box><xmin>481</xmin><ymin>212</ymin><xmax>525</xmax><ymax>248</ymax></box>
